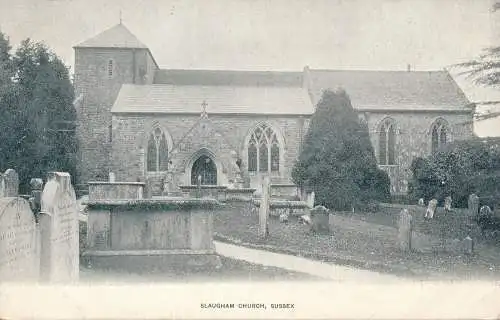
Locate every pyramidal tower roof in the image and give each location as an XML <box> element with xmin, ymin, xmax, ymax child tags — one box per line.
<box><xmin>74</xmin><ymin>23</ymin><xmax>148</xmax><ymax>49</ymax></box>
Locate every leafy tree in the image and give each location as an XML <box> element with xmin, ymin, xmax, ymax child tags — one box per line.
<box><xmin>409</xmin><ymin>138</ymin><xmax>500</xmax><ymax>207</ymax></box>
<box><xmin>0</xmin><ymin>31</ymin><xmax>77</xmax><ymax>192</ymax></box>
<box><xmin>292</xmin><ymin>89</ymin><xmax>390</xmax><ymax>211</ymax></box>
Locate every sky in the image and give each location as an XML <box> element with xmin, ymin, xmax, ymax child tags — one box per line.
<box><xmin>0</xmin><ymin>0</ymin><xmax>499</xmax><ymax>135</ymax></box>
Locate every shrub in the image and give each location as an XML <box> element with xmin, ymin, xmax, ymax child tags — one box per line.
<box><xmin>292</xmin><ymin>89</ymin><xmax>390</xmax><ymax>211</ymax></box>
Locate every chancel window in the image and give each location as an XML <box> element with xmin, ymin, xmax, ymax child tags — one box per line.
<box><xmin>147</xmin><ymin>128</ymin><xmax>168</xmax><ymax>172</ymax></box>
<box><xmin>248</xmin><ymin>123</ymin><xmax>281</xmax><ymax>173</ymax></box>
<box><xmin>431</xmin><ymin>119</ymin><xmax>449</xmax><ymax>153</ymax></box>
<box><xmin>379</xmin><ymin>119</ymin><xmax>396</xmax><ymax>165</ymax></box>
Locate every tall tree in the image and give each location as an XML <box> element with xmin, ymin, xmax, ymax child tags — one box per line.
<box><xmin>0</xmin><ymin>32</ymin><xmax>77</xmax><ymax>192</ymax></box>
<box><xmin>292</xmin><ymin>89</ymin><xmax>390</xmax><ymax>211</ymax></box>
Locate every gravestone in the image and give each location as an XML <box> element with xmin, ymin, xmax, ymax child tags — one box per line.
<box><xmin>310</xmin><ymin>205</ymin><xmax>329</xmax><ymax>233</ymax></box>
<box><xmin>0</xmin><ymin>191</ymin><xmax>39</xmax><ymax>282</ymax></box>
<box><xmin>424</xmin><ymin>199</ymin><xmax>438</xmax><ymax>220</ymax></box>
<box><xmin>40</xmin><ymin>172</ymin><xmax>79</xmax><ymax>282</ymax></box>
<box><xmin>306</xmin><ymin>192</ymin><xmax>315</xmax><ymax>209</ymax></box>
<box><xmin>108</xmin><ymin>172</ymin><xmax>115</xmax><ymax>182</ymax></box>
<box><xmin>418</xmin><ymin>198</ymin><xmax>425</xmax><ymax>206</ymax></box>
<box><xmin>259</xmin><ymin>177</ymin><xmax>270</xmax><ymax>239</ymax></box>
<box><xmin>1</xmin><ymin>169</ymin><xmax>19</xmax><ymax>197</ymax></box>
<box><xmin>398</xmin><ymin>209</ymin><xmax>413</xmax><ymax>252</ymax></box>
<box><xmin>444</xmin><ymin>196</ymin><xmax>452</xmax><ymax>212</ymax></box>
<box><xmin>468</xmin><ymin>194</ymin><xmax>480</xmax><ymax>216</ymax></box>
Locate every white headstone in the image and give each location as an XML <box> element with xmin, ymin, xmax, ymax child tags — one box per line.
<box><xmin>40</xmin><ymin>172</ymin><xmax>79</xmax><ymax>282</ymax></box>
<box><xmin>0</xmin><ymin>197</ymin><xmax>39</xmax><ymax>282</ymax></box>
<box><xmin>444</xmin><ymin>196</ymin><xmax>452</xmax><ymax>212</ymax></box>
<box><xmin>109</xmin><ymin>172</ymin><xmax>115</xmax><ymax>182</ymax></box>
<box><xmin>424</xmin><ymin>199</ymin><xmax>438</xmax><ymax>219</ymax></box>
<box><xmin>306</xmin><ymin>192</ymin><xmax>315</xmax><ymax>209</ymax></box>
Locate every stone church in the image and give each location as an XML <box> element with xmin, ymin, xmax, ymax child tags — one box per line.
<box><xmin>73</xmin><ymin>23</ymin><xmax>474</xmax><ymax>196</ymax></box>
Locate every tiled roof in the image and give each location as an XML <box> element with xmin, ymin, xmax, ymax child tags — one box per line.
<box><xmin>308</xmin><ymin>69</ymin><xmax>471</xmax><ymax>109</ymax></box>
<box><xmin>111</xmin><ymin>84</ymin><xmax>313</xmax><ymax>115</ymax></box>
<box><xmin>154</xmin><ymin>69</ymin><xmax>303</xmax><ymax>87</ymax></box>
<box><xmin>74</xmin><ymin>23</ymin><xmax>148</xmax><ymax>49</ymax></box>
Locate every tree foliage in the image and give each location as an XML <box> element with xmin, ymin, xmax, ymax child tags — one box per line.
<box><xmin>292</xmin><ymin>89</ymin><xmax>390</xmax><ymax>211</ymax></box>
<box><xmin>0</xmin><ymin>31</ymin><xmax>77</xmax><ymax>193</ymax></box>
<box><xmin>408</xmin><ymin>138</ymin><xmax>500</xmax><ymax>208</ymax></box>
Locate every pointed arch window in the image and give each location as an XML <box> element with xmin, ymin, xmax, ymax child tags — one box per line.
<box><xmin>247</xmin><ymin>123</ymin><xmax>281</xmax><ymax>173</ymax></box>
<box><xmin>379</xmin><ymin>119</ymin><xmax>396</xmax><ymax>165</ymax></box>
<box><xmin>147</xmin><ymin>127</ymin><xmax>169</xmax><ymax>172</ymax></box>
<box><xmin>431</xmin><ymin>119</ymin><xmax>449</xmax><ymax>153</ymax></box>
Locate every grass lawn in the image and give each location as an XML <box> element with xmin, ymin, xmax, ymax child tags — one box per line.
<box><xmin>80</xmin><ymin>256</ymin><xmax>322</xmax><ymax>283</ymax></box>
<box><xmin>213</xmin><ymin>202</ymin><xmax>500</xmax><ymax>280</ymax></box>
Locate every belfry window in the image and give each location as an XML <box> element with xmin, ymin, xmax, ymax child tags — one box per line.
<box><xmin>379</xmin><ymin>119</ymin><xmax>396</xmax><ymax>165</ymax></box>
<box><xmin>107</xmin><ymin>60</ymin><xmax>114</xmax><ymax>78</ymax></box>
<box><xmin>248</xmin><ymin>123</ymin><xmax>281</xmax><ymax>173</ymax></box>
<box><xmin>431</xmin><ymin>119</ymin><xmax>449</xmax><ymax>153</ymax></box>
<box><xmin>147</xmin><ymin>128</ymin><xmax>169</xmax><ymax>172</ymax></box>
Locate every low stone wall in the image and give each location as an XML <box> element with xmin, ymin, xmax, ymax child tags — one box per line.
<box><xmin>88</xmin><ymin>181</ymin><xmax>145</xmax><ymax>201</ymax></box>
<box><xmin>253</xmin><ymin>199</ymin><xmax>309</xmax><ymax>217</ymax></box>
<box><xmin>179</xmin><ymin>185</ymin><xmax>228</xmax><ymax>202</ymax></box>
<box><xmin>225</xmin><ymin>188</ymin><xmax>256</xmax><ymax>202</ymax></box>
<box><xmin>83</xmin><ymin>198</ymin><xmax>221</xmax><ymax>270</ymax></box>
<box><xmin>270</xmin><ymin>184</ymin><xmax>300</xmax><ymax>199</ymax></box>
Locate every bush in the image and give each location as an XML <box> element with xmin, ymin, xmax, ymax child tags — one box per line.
<box><xmin>292</xmin><ymin>89</ymin><xmax>390</xmax><ymax>211</ymax></box>
<box><xmin>409</xmin><ymin>138</ymin><xmax>500</xmax><ymax>208</ymax></box>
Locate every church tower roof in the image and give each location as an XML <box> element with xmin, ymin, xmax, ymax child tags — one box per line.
<box><xmin>74</xmin><ymin>23</ymin><xmax>148</xmax><ymax>49</ymax></box>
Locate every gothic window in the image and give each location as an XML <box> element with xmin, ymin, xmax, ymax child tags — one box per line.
<box><xmin>247</xmin><ymin>123</ymin><xmax>281</xmax><ymax>173</ymax></box>
<box><xmin>431</xmin><ymin>119</ymin><xmax>449</xmax><ymax>153</ymax></box>
<box><xmin>107</xmin><ymin>59</ymin><xmax>114</xmax><ymax>78</ymax></box>
<box><xmin>379</xmin><ymin>119</ymin><xmax>396</xmax><ymax>165</ymax></box>
<box><xmin>147</xmin><ymin>127</ymin><xmax>169</xmax><ymax>172</ymax></box>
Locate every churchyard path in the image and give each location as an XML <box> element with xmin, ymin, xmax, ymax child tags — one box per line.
<box><xmin>215</xmin><ymin>241</ymin><xmax>404</xmax><ymax>283</ymax></box>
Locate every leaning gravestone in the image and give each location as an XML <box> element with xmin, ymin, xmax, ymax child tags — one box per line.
<box><xmin>0</xmin><ymin>180</ymin><xmax>39</xmax><ymax>282</ymax></box>
<box><xmin>40</xmin><ymin>172</ymin><xmax>79</xmax><ymax>282</ymax></box>
<box><xmin>398</xmin><ymin>209</ymin><xmax>413</xmax><ymax>252</ymax></box>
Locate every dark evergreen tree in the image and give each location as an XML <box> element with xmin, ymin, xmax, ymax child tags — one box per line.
<box><xmin>292</xmin><ymin>89</ymin><xmax>390</xmax><ymax>211</ymax></box>
<box><xmin>0</xmin><ymin>32</ymin><xmax>77</xmax><ymax>192</ymax></box>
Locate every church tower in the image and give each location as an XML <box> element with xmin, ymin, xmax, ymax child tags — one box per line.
<box><xmin>73</xmin><ymin>23</ymin><xmax>159</xmax><ymax>184</ymax></box>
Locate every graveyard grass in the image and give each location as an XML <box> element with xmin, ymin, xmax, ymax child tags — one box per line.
<box><xmin>214</xmin><ymin>203</ymin><xmax>500</xmax><ymax>280</ymax></box>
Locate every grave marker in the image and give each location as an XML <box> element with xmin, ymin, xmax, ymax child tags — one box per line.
<box><xmin>398</xmin><ymin>209</ymin><xmax>413</xmax><ymax>252</ymax></box>
<box><xmin>259</xmin><ymin>177</ymin><xmax>270</xmax><ymax>239</ymax></box>
<box><xmin>40</xmin><ymin>172</ymin><xmax>79</xmax><ymax>282</ymax></box>
<box><xmin>0</xmin><ymin>197</ymin><xmax>39</xmax><ymax>282</ymax></box>
<box><xmin>468</xmin><ymin>194</ymin><xmax>480</xmax><ymax>217</ymax></box>
<box><xmin>1</xmin><ymin>169</ymin><xmax>19</xmax><ymax>197</ymax></box>
<box><xmin>424</xmin><ymin>199</ymin><xmax>438</xmax><ymax>220</ymax></box>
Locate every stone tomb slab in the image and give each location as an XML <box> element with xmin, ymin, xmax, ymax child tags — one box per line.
<box><xmin>0</xmin><ymin>197</ymin><xmax>39</xmax><ymax>282</ymax></box>
<box><xmin>40</xmin><ymin>172</ymin><xmax>79</xmax><ymax>282</ymax></box>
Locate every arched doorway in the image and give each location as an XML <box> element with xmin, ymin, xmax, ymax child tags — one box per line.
<box><xmin>191</xmin><ymin>155</ymin><xmax>217</xmax><ymax>185</ymax></box>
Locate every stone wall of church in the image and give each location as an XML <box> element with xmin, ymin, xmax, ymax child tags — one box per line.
<box><xmin>74</xmin><ymin>48</ymin><xmax>157</xmax><ymax>184</ymax></box>
<box><xmin>365</xmin><ymin>111</ymin><xmax>474</xmax><ymax>195</ymax></box>
<box><xmin>110</xmin><ymin>114</ymin><xmax>310</xmax><ymax>191</ymax></box>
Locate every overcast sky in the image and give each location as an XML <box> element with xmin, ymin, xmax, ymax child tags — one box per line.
<box><xmin>0</xmin><ymin>0</ymin><xmax>499</xmax><ymax>135</ymax></box>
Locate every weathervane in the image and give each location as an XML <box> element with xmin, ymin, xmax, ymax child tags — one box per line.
<box><xmin>201</xmin><ymin>100</ymin><xmax>208</xmax><ymax>118</ymax></box>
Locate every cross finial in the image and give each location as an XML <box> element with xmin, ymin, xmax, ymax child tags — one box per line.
<box><xmin>201</xmin><ymin>100</ymin><xmax>208</xmax><ymax>118</ymax></box>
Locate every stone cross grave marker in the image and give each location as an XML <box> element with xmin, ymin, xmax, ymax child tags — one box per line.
<box><xmin>424</xmin><ymin>199</ymin><xmax>438</xmax><ymax>220</ymax></box>
<box><xmin>0</xmin><ymin>188</ymin><xmax>39</xmax><ymax>282</ymax></box>
<box><xmin>398</xmin><ymin>209</ymin><xmax>413</xmax><ymax>252</ymax></box>
<box><xmin>259</xmin><ymin>176</ymin><xmax>270</xmax><ymax>239</ymax></box>
<box><xmin>40</xmin><ymin>172</ymin><xmax>79</xmax><ymax>282</ymax></box>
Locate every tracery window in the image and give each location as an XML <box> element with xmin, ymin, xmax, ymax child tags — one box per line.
<box><xmin>379</xmin><ymin>119</ymin><xmax>396</xmax><ymax>165</ymax></box>
<box><xmin>431</xmin><ymin>119</ymin><xmax>449</xmax><ymax>153</ymax></box>
<box><xmin>248</xmin><ymin>123</ymin><xmax>281</xmax><ymax>173</ymax></box>
<box><xmin>147</xmin><ymin>127</ymin><xmax>168</xmax><ymax>172</ymax></box>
